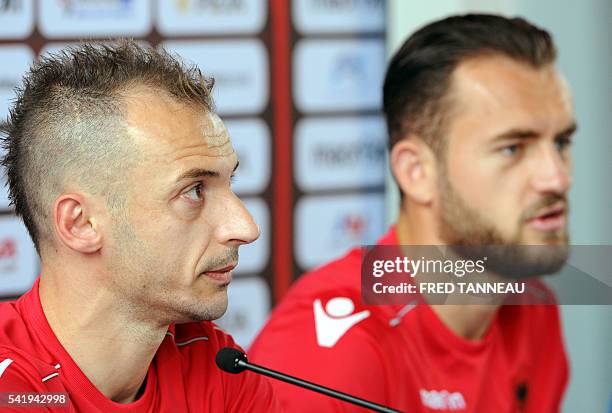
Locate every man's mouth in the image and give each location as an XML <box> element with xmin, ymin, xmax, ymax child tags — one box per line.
<box><xmin>201</xmin><ymin>263</ymin><xmax>236</xmax><ymax>285</ymax></box>
<box><xmin>526</xmin><ymin>203</ymin><xmax>566</xmax><ymax>232</ymax></box>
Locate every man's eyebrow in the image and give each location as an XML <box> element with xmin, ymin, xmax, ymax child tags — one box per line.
<box><xmin>492</xmin><ymin>129</ymin><xmax>539</xmax><ymax>142</ymax></box>
<box><xmin>174</xmin><ymin>161</ymin><xmax>239</xmax><ymax>183</ymax></box>
<box><xmin>491</xmin><ymin>122</ymin><xmax>578</xmax><ymax>142</ymax></box>
<box><xmin>556</xmin><ymin>122</ymin><xmax>578</xmax><ymax>138</ymax></box>
<box><xmin>175</xmin><ymin>168</ymin><xmax>219</xmax><ymax>182</ymax></box>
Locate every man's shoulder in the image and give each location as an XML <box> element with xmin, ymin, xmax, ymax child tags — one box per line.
<box><xmin>0</xmin><ymin>347</ymin><xmax>62</xmax><ymax>392</ymax></box>
<box><xmin>286</xmin><ymin>227</ymin><xmax>398</xmax><ymax>300</ymax></box>
<box><xmin>0</xmin><ymin>351</ymin><xmax>37</xmax><ymax>391</ymax></box>
<box><xmin>262</xmin><ymin>246</ymin><xmax>384</xmax><ymax>338</ymax></box>
<box><xmin>287</xmin><ymin>246</ymin><xmax>364</xmax><ymax>300</ymax></box>
<box><xmin>523</xmin><ymin>278</ymin><xmax>559</xmax><ymax>304</ymax></box>
<box><xmin>0</xmin><ymin>299</ymin><xmax>22</xmax><ymax>332</ymax></box>
<box><xmin>0</xmin><ymin>293</ymin><xmax>68</xmax><ymax>392</ymax></box>
<box><xmin>250</xmin><ymin>246</ymin><xmax>404</xmax><ymax>362</ymax></box>
<box><xmin>269</xmin><ymin>240</ymin><xmax>407</xmax><ymax>330</ymax></box>
<box><xmin>0</xmin><ymin>298</ymin><xmax>36</xmax><ymax>358</ymax></box>
<box><xmin>499</xmin><ymin>279</ymin><xmax>563</xmax><ymax>326</ymax></box>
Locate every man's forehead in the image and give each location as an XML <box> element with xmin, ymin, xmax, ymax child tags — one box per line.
<box><xmin>451</xmin><ymin>55</ymin><xmax>572</xmax><ymax>110</ymax></box>
<box><xmin>448</xmin><ymin>55</ymin><xmax>574</xmax><ymax>129</ymax></box>
<box><xmin>201</xmin><ymin>112</ymin><xmax>231</xmax><ymax>149</ymax></box>
<box><xmin>123</xmin><ymin>90</ymin><xmax>233</xmax><ymax>157</ymax></box>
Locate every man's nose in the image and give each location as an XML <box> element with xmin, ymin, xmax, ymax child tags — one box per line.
<box><xmin>215</xmin><ymin>193</ymin><xmax>260</xmax><ymax>247</ymax></box>
<box><xmin>530</xmin><ymin>144</ymin><xmax>572</xmax><ymax>195</ymax></box>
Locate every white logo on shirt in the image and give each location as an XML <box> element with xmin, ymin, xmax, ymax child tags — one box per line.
<box><xmin>0</xmin><ymin>358</ymin><xmax>14</xmax><ymax>379</ymax></box>
<box><xmin>313</xmin><ymin>297</ymin><xmax>370</xmax><ymax>348</ymax></box>
<box><xmin>420</xmin><ymin>389</ymin><xmax>466</xmax><ymax>410</ymax></box>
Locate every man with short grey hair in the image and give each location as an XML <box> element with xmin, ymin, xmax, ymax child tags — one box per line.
<box><xmin>0</xmin><ymin>41</ymin><xmax>281</xmax><ymax>412</ymax></box>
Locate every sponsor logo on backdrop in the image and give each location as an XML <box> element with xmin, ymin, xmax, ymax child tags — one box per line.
<box><xmin>0</xmin><ymin>0</ymin><xmax>33</xmax><ymax>43</ymax></box>
<box><xmin>0</xmin><ymin>45</ymin><xmax>34</xmax><ymax>133</ymax></box>
<box><xmin>294</xmin><ymin>39</ymin><xmax>384</xmax><ymax>112</ymax></box>
<box><xmin>0</xmin><ymin>216</ymin><xmax>39</xmax><ymax>297</ymax></box>
<box><xmin>293</xmin><ymin>0</ymin><xmax>384</xmax><ymax>34</ymax></box>
<box><xmin>295</xmin><ymin>193</ymin><xmax>385</xmax><ymax>270</ymax></box>
<box><xmin>163</xmin><ymin>40</ymin><xmax>268</xmax><ymax>115</ymax></box>
<box><xmin>329</xmin><ymin>54</ymin><xmax>369</xmax><ymax>93</ymax></box>
<box><xmin>312</xmin><ymin>141</ymin><xmax>384</xmax><ymax>167</ymax></box>
<box><xmin>0</xmin><ymin>0</ymin><xmax>22</xmax><ymax>13</ymax></box>
<box><xmin>225</xmin><ymin>119</ymin><xmax>270</xmax><ymax>195</ymax></box>
<box><xmin>39</xmin><ymin>0</ymin><xmax>151</xmax><ymax>37</ymax></box>
<box><xmin>55</xmin><ymin>0</ymin><xmax>134</xmax><ymax>17</ymax></box>
<box><xmin>216</xmin><ymin>277</ymin><xmax>270</xmax><ymax>348</ymax></box>
<box><xmin>174</xmin><ymin>0</ymin><xmax>247</xmax><ymax>13</ymax></box>
<box><xmin>295</xmin><ymin>116</ymin><xmax>386</xmax><ymax>191</ymax></box>
<box><xmin>333</xmin><ymin>213</ymin><xmax>366</xmax><ymax>246</ymax></box>
<box><xmin>158</xmin><ymin>0</ymin><xmax>266</xmax><ymax>35</ymax></box>
<box><xmin>0</xmin><ymin>238</ymin><xmax>17</xmax><ymax>272</ymax></box>
<box><xmin>234</xmin><ymin>198</ymin><xmax>269</xmax><ymax>274</ymax></box>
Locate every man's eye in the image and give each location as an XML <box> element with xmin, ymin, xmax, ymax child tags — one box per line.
<box><xmin>501</xmin><ymin>144</ymin><xmax>521</xmax><ymax>156</ymax></box>
<box><xmin>184</xmin><ymin>183</ymin><xmax>205</xmax><ymax>202</ymax></box>
<box><xmin>555</xmin><ymin>136</ymin><xmax>572</xmax><ymax>152</ymax></box>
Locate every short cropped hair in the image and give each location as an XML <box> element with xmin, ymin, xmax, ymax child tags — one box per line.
<box><xmin>383</xmin><ymin>14</ymin><xmax>557</xmax><ymax>153</ymax></box>
<box><xmin>1</xmin><ymin>40</ymin><xmax>214</xmax><ymax>253</ymax></box>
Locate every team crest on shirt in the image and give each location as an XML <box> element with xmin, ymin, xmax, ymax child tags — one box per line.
<box><xmin>420</xmin><ymin>389</ymin><xmax>466</xmax><ymax>411</ymax></box>
<box><xmin>313</xmin><ymin>297</ymin><xmax>370</xmax><ymax>348</ymax></box>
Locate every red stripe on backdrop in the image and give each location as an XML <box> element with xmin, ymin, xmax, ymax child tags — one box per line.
<box><xmin>270</xmin><ymin>0</ymin><xmax>292</xmax><ymax>302</ymax></box>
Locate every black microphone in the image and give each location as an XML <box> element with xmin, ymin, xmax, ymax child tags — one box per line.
<box><xmin>215</xmin><ymin>347</ymin><xmax>405</xmax><ymax>413</ymax></box>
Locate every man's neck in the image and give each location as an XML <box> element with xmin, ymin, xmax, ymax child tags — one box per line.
<box><xmin>38</xmin><ymin>268</ymin><xmax>168</xmax><ymax>403</ymax></box>
<box><xmin>429</xmin><ymin>304</ymin><xmax>498</xmax><ymax>341</ymax></box>
<box><xmin>397</xmin><ymin>210</ymin><xmax>500</xmax><ymax>341</ymax></box>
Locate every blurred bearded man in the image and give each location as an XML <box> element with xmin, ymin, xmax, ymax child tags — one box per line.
<box><xmin>251</xmin><ymin>14</ymin><xmax>575</xmax><ymax>412</ymax></box>
<box><xmin>0</xmin><ymin>41</ymin><xmax>281</xmax><ymax>412</ymax></box>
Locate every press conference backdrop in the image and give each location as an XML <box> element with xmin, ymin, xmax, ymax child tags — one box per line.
<box><xmin>0</xmin><ymin>1</ymin><xmax>387</xmax><ymax>348</ymax></box>
<box><xmin>384</xmin><ymin>1</ymin><xmax>612</xmax><ymax>412</ymax></box>
<box><xmin>2</xmin><ymin>1</ymin><xmax>609</xmax><ymax>411</ymax></box>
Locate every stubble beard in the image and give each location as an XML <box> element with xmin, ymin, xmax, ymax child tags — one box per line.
<box><xmin>106</xmin><ymin>211</ymin><xmax>230</xmax><ymax>324</ymax></box>
<box><xmin>437</xmin><ymin>169</ymin><xmax>570</xmax><ymax>279</ymax></box>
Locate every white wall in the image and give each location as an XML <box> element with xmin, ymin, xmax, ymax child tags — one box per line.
<box><xmin>385</xmin><ymin>1</ymin><xmax>612</xmax><ymax>411</ymax></box>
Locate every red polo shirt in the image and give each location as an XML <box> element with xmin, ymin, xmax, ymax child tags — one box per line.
<box><xmin>0</xmin><ymin>278</ymin><xmax>281</xmax><ymax>412</ymax></box>
<box><xmin>250</xmin><ymin>227</ymin><xmax>568</xmax><ymax>412</ymax></box>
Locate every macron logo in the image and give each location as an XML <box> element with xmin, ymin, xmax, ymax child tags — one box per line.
<box><xmin>0</xmin><ymin>358</ymin><xmax>14</xmax><ymax>379</ymax></box>
<box><xmin>313</xmin><ymin>297</ymin><xmax>370</xmax><ymax>348</ymax></box>
<box><xmin>420</xmin><ymin>389</ymin><xmax>466</xmax><ymax>411</ymax></box>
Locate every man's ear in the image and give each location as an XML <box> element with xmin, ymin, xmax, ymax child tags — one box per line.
<box><xmin>390</xmin><ymin>136</ymin><xmax>437</xmax><ymax>205</ymax></box>
<box><xmin>54</xmin><ymin>194</ymin><xmax>103</xmax><ymax>254</ymax></box>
